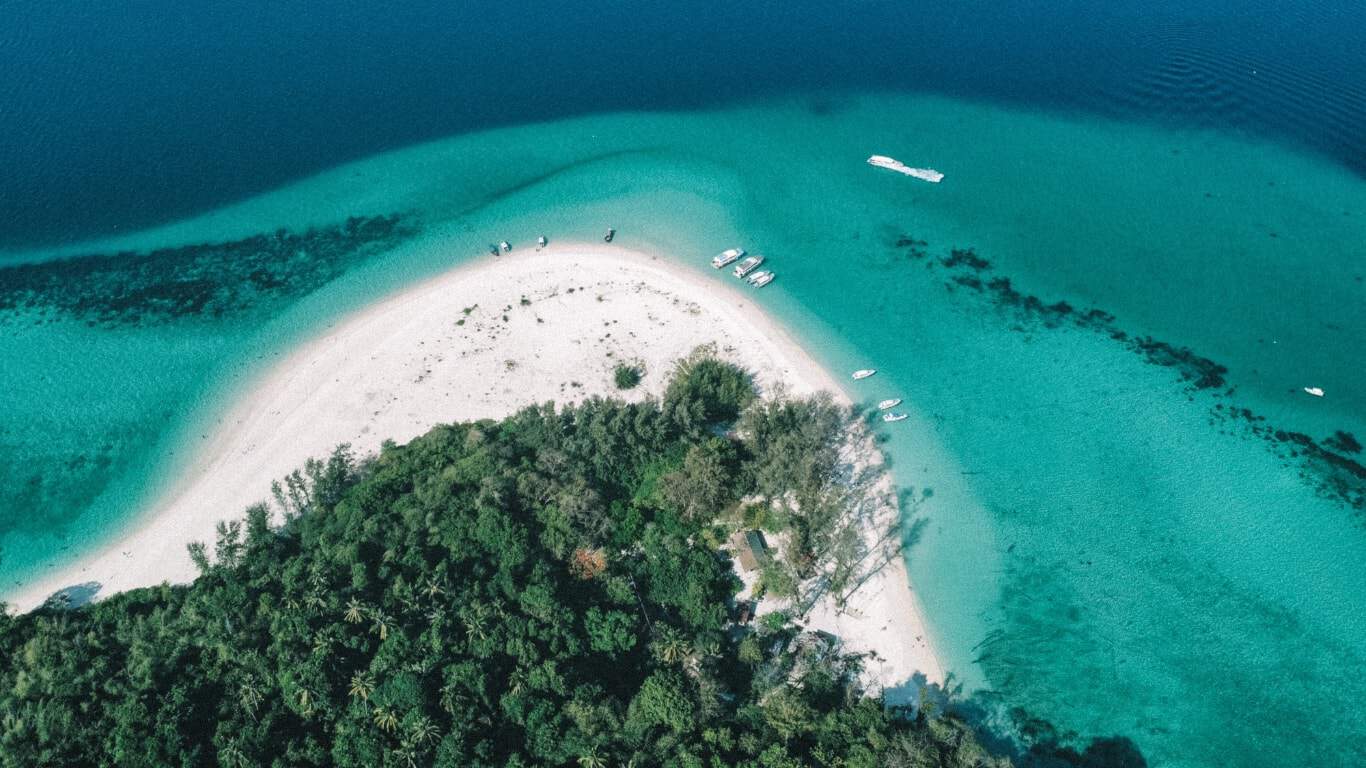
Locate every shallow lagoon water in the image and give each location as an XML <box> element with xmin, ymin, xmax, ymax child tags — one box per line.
<box><xmin>2</xmin><ymin>94</ymin><xmax>1365</xmax><ymax>765</ymax></box>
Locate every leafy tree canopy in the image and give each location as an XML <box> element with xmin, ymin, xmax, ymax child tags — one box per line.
<box><xmin>0</xmin><ymin>357</ymin><xmax>1016</xmax><ymax>768</ymax></box>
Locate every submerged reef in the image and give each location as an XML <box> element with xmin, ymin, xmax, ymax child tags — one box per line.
<box><xmin>0</xmin><ymin>214</ymin><xmax>416</xmax><ymax>551</ymax></box>
<box><xmin>1215</xmin><ymin>406</ymin><xmax>1366</xmax><ymax>511</ymax></box>
<box><xmin>0</xmin><ymin>214</ymin><xmax>415</xmax><ymax>328</ymax></box>
<box><xmin>893</xmin><ymin>233</ymin><xmax>1365</xmax><ymax>512</ymax></box>
<box><xmin>0</xmin><ymin>418</ymin><xmax>159</xmax><ymax>543</ymax></box>
<box><xmin>930</xmin><ymin>244</ymin><xmax>1228</xmax><ymax>389</ymax></box>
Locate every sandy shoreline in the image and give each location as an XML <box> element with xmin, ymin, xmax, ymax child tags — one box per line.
<box><xmin>6</xmin><ymin>241</ymin><xmax>943</xmax><ymax>689</ymax></box>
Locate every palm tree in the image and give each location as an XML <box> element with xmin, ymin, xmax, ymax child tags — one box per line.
<box><xmin>424</xmin><ymin>576</ymin><xmax>446</xmax><ymax>599</ymax></box>
<box><xmin>218</xmin><ymin>742</ymin><xmax>251</xmax><ymax>768</ymax></box>
<box><xmin>392</xmin><ymin>744</ymin><xmax>419</xmax><ymax>768</ymax></box>
<box><xmin>684</xmin><ymin>637</ymin><xmax>722</xmax><ymax>677</ymax></box>
<box><xmin>578</xmin><ymin>748</ymin><xmax>608</xmax><ymax>768</ymax></box>
<box><xmin>295</xmin><ymin>687</ymin><xmax>315</xmax><ymax>718</ymax></box>
<box><xmin>464</xmin><ymin>611</ymin><xmax>488</xmax><ymax>643</ymax></box>
<box><xmin>344</xmin><ymin>598</ymin><xmax>366</xmax><ymax>624</ymax></box>
<box><xmin>407</xmin><ymin>715</ymin><xmax>440</xmax><ymax>746</ymax></box>
<box><xmin>507</xmin><ymin>669</ymin><xmax>529</xmax><ymax>697</ymax></box>
<box><xmin>697</xmin><ymin>638</ymin><xmax>722</xmax><ymax>659</ymax></box>
<box><xmin>373</xmin><ymin>705</ymin><xmax>399</xmax><ymax>733</ymax></box>
<box><xmin>653</xmin><ymin>628</ymin><xmax>691</xmax><ymax>665</ymax></box>
<box><xmin>238</xmin><ymin>679</ymin><xmax>263</xmax><ymax>718</ymax></box>
<box><xmin>348</xmin><ymin>672</ymin><xmax>375</xmax><ymax>701</ymax></box>
<box><xmin>370</xmin><ymin>608</ymin><xmax>392</xmax><ymax>641</ymax></box>
<box><xmin>397</xmin><ymin>585</ymin><xmax>420</xmax><ymax>614</ymax></box>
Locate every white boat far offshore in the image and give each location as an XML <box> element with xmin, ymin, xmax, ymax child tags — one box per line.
<box><xmin>867</xmin><ymin>154</ymin><xmax>944</xmax><ymax>183</ymax></box>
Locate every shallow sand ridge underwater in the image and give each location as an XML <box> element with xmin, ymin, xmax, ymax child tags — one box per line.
<box><xmin>1</xmin><ymin>93</ymin><xmax>1365</xmax><ymax>766</ymax></box>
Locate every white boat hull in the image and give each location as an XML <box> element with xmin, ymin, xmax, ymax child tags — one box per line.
<box><xmin>867</xmin><ymin>155</ymin><xmax>944</xmax><ymax>183</ymax></box>
<box><xmin>711</xmin><ymin>248</ymin><xmax>744</xmax><ymax>268</ymax></box>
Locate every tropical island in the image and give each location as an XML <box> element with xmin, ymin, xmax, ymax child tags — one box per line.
<box><xmin>1</xmin><ymin>345</ymin><xmax>1016</xmax><ymax>766</ymax></box>
<box><xmin>0</xmin><ymin>244</ymin><xmax>1147</xmax><ymax>766</ymax></box>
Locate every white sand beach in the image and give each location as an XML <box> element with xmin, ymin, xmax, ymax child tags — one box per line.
<box><xmin>7</xmin><ymin>242</ymin><xmax>943</xmax><ymax>689</ymax></box>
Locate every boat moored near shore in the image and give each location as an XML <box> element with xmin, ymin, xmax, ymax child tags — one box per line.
<box><xmin>733</xmin><ymin>255</ymin><xmax>765</xmax><ymax>278</ymax></box>
<box><xmin>748</xmin><ymin>270</ymin><xmax>775</xmax><ymax>288</ymax></box>
<box><xmin>712</xmin><ymin>247</ymin><xmax>745</xmax><ymax>268</ymax></box>
<box><xmin>877</xmin><ymin>398</ymin><xmax>902</xmax><ymax>410</ymax></box>
<box><xmin>882</xmin><ymin>412</ymin><xmax>908</xmax><ymax>423</ymax></box>
<box><xmin>851</xmin><ymin>369</ymin><xmax>876</xmax><ymax>380</ymax></box>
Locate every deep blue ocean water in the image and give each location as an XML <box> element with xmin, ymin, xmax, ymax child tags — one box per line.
<box><xmin>3</xmin><ymin>3</ymin><xmax>1366</xmax><ymax>767</ymax></box>
<box><xmin>3</xmin><ymin>0</ymin><xmax>1365</xmax><ymax>248</ymax></box>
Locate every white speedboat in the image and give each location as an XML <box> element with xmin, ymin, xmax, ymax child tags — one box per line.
<box><xmin>883</xmin><ymin>412</ymin><xmax>908</xmax><ymax>423</ymax></box>
<box><xmin>537</xmin><ymin>235</ymin><xmax>548</xmax><ymax>248</ymax></box>
<box><xmin>499</xmin><ymin>240</ymin><xmax>512</xmax><ymax>252</ymax></box>
<box><xmin>749</xmin><ymin>271</ymin><xmax>775</xmax><ymax>288</ymax></box>
<box><xmin>851</xmin><ymin>369</ymin><xmax>876</xmax><ymax>380</ymax></box>
<box><xmin>877</xmin><ymin>398</ymin><xmax>902</xmax><ymax>410</ymax></box>
<box><xmin>733</xmin><ymin>255</ymin><xmax>765</xmax><ymax>278</ymax></box>
<box><xmin>712</xmin><ymin>248</ymin><xmax>745</xmax><ymax>268</ymax></box>
<box><xmin>1304</xmin><ymin>386</ymin><xmax>1325</xmax><ymax>397</ymax></box>
<box><xmin>867</xmin><ymin>154</ymin><xmax>944</xmax><ymax>183</ymax></box>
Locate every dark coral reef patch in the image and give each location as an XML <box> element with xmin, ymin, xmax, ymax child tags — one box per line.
<box><xmin>892</xmin><ymin>232</ymin><xmax>1365</xmax><ymax>512</ymax></box>
<box><xmin>0</xmin><ymin>213</ymin><xmax>416</xmax><ymax>328</ymax></box>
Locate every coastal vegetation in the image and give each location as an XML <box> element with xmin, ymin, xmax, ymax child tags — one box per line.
<box><xmin>613</xmin><ymin>362</ymin><xmax>643</xmax><ymax>390</ymax></box>
<box><xmin>0</xmin><ymin>357</ymin><xmax>1009</xmax><ymax>767</ymax></box>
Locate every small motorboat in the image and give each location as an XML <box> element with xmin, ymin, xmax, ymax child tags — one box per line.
<box><xmin>1304</xmin><ymin>386</ymin><xmax>1325</xmax><ymax>397</ymax></box>
<box><xmin>604</xmin><ymin>228</ymin><xmax>616</xmax><ymax>243</ymax></box>
<box><xmin>749</xmin><ymin>271</ymin><xmax>775</xmax><ymax>288</ymax></box>
<box><xmin>712</xmin><ymin>248</ymin><xmax>745</xmax><ymax>268</ymax></box>
<box><xmin>488</xmin><ymin>245</ymin><xmax>500</xmax><ymax>256</ymax></box>
<box><xmin>733</xmin><ymin>255</ymin><xmax>765</xmax><ymax>278</ymax></box>
<box><xmin>877</xmin><ymin>398</ymin><xmax>902</xmax><ymax>410</ymax></box>
<box><xmin>499</xmin><ymin>240</ymin><xmax>512</xmax><ymax>252</ymax></box>
<box><xmin>851</xmin><ymin>369</ymin><xmax>876</xmax><ymax>380</ymax></box>
<box><xmin>537</xmin><ymin>235</ymin><xmax>548</xmax><ymax>248</ymax></box>
<box><xmin>883</xmin><ymin>412</ymin><xmax>908</xmax><ymax>423</ymax></box>
<box><xmin>867</xmin><ymin>155</ymin><xmax>944</xmax><ymax>183</ymax></box>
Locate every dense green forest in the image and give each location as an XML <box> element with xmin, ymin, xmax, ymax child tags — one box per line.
<box><xmin>0</xmin><ymin>356</ymin><xmax>1036</xmax><ymax>767</ymax></box>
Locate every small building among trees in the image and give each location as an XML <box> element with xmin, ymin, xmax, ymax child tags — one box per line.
<box><xmin>729</xmin><ymin>529</ymin><xmax>770</xmax><ymax>572</ymax></box>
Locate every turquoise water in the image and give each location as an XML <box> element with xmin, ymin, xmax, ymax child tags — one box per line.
<box><xmin>3</xmin><ymin>94</ymin><xmax>1365</xmax><ymax>765</ymax></box>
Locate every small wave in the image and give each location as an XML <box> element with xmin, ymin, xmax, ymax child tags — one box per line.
<box><xmin>1101</xmin><ymin>9</ymin><xmax>1366</xmax><ymax>172</ymax></box>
